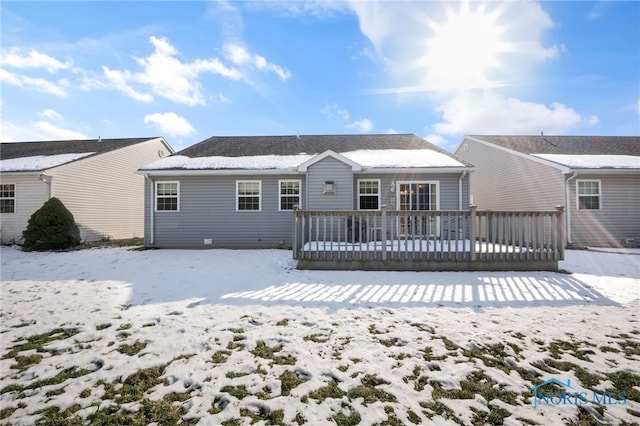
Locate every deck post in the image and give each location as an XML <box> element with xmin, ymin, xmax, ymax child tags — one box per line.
<box><xmin>469</xmin><ymin>205</ymin><xmax>476</xmax><ymax>261</ymax></box>
<box><xmin>381</xmin><ymin>205</ymin><xmax>387</xmax><ymax>261</ymax></box>
<box><xmin>555</xmin><ymin>205</ymin><xmax>565</xmax><ymax>260</ymax></box>
<box><xmin>292</xmin><ymin>205</ymin><xmax>299</xmax><ymax>259</ymax></box>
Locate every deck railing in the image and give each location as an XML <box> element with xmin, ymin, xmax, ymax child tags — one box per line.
<box><xmin>293</xmin><ymin>206</ymin><xmax>565</xmax><ymax>271</ymax></box>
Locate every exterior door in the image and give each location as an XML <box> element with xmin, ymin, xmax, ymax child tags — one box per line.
<box><xmin>397</xmin><ymin>182</ymin><xmax>439</xmax><ymax>236</ymax></box>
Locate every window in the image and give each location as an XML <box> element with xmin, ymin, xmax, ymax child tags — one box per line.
<box><xmin>237</xmin><ymin>181</ymin><xmax>261</xmax><ymax>211</ymax></box>
<box><xmin>358</xmin><ymin>179</ymin><xmax>380</xmax><ymax>210</ymax></box>
<box><xmin>323</xmin><ymin>181</ymin><xmax>335</xmax><ymax>195</ymax></box>
<box><xmin>0</xmin><ymin>184</ymin><xmax>15</xmax><ymax>213</ymax></box>
<box><xmin>156</xmin><ymin>181</ymin><xmax>179</xmax><ymax>211</ymax></box>
<box><xmin>577</xmin><ymin>180</ymin><xmax>600</xmax><ymax>210</ymax></box>
<box><xmin>279</xmin><ymin>180</ymin><xmax>301</xmax><ymax>211</ymax></box>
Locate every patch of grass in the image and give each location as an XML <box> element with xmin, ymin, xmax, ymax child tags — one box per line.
<box><xmin>240</xmin><ymin>406</ymin><xmax>284</xmax><ymax>425</ymax></box>
<box><xmin>407</xmin><ymin>409</ymin><xmax>421</xmax><ymax>424</ymax></box>
<box><xmin>600</xmin><ymin>345</ymin><xmax>620</xmax><ymax>353</ymax></box>
<box><xmin>221</xmin><ymin>385</ymin><xmax>249</xmax><ymax>400</ymax></box>
<box><xmin>221</xmin><ymin>419</ymin><xmax>242</xmax><ymax>426</ymax></box>
<box><xmin>331</xmin><ymin>409</ymin><xmax>361</xmax><ymax>426</ymax></box>
<box><xmin>280</xmin><ymin>370</ymin><xmax>305</xmax><ymax>396</ymax></box>
<box><xmin>1</xmin><ymin>366</ymin><xmax>93</xmax><ymax>396</ymax></box>
<box><xmin>276</xmin><ymin>319</ymin><xmax>289</xmax><ymax>326</ymax></box>
<box><xmin>422</xmin><ymin>346</ymin><xmax>447</xmax><ymax>362</ymax></box>
<box><xmin>307</xmin><ymin>383</ymin><xmax>346</xmax><ymax>402</ymax></box>
<box><xmin>547</xmin><ymin>339</ymin><xmax>595</xmax><ymax>361</ymax></box>
<box><xmin>116</xmin><ymin>340</ymin><xmax>146</xmax><ymax>356</ymax></box>
<box><xmin>368</xmin><ymin>324</ymin><xmax>387</xmax><ymax>335</ymax></box>
<box><xmin>431</xmin><ymin>370</ymin><xmax>518</xmax><ymax>405</ymax></box>
<box><xmin>410</xmin><ymin>323</ymin><xmax>435</xmax><ymax>334</ymax></box>
<box><xmin>515</xmin><ymin>417</ymin><xmax>540</xmax><ymax>425</ymax></box>
<box><xmin>420</xmin><ymin>401</ymin><xmax>464</xmax><ymax>425</ymax></box>
<box><xmin>251</xmin><ymin>341</ymin><xmax>296</xmax><ymax>365</ymax></box>
<box><xmin>346</xmin><ymin>374</ymin><xmax>396</xmax><ymax>405</ymax></box>
<box><xmin>33</xmin><ymin>405</ymin><xmax>84</xmax><ymax>426</ymax></box>
<box><xmin>96</xmin><ymin>323</ymin><xmax>111</xmax><ymax>330</ymax></box>
<box><xmin>10</xmin><ymin>354</ymin><xmax>43</xmax><ymax>372</ymax></box>
<box><xmin>293</xmin><ymin>412</ymin><xmax>307</xmax><ymax>424</ymax></box>
<box><xmin>225</xmin><ymin>371</ymin><xmax>249</xmax><ymax>379</ymax></box>
<box><xmin>210</xmin><ymin>350</ymin><xmax>232</xmax><ymax>364</ymax></box>
<box><xmin>79</xmin><ymin>388</ymin><xmax>91</xmax><ymax>398</ymax></box>
<box><xmin>304</xmin><ymin>333</ymin><xmax>330</xmax><ymax>343</ymax></box>
<box><xmin>116</xmin><ymin>323</ymin><xmax>132</xmax><ymax>331</ymax></box>
<box><xmin>45</xmin><ymin>386</ymin><xmax>67</xmax><ymax>397</ymax></box>
<box><xmin>619</xmin><ymin>339</ymin><xmax>640</xmax><ymax>357</ymax></box>
<box><xmin>470</xmin><ymin>404</ymin><xmax>512</xmax><ymax>425</ymax></box>
<box><xmin>2</xmin><ymin>328</ymin><xmax>80</xmax><ymax>359</ymax></box>
<box><xmin>209</xmin><ymin>395</ymin><xmax>229</xmax><ymax>414</ymax></box>
<box><xmin>604</xmin><ymin>370</ymin><xmax>640</xmax><ymax>403</ymax></box>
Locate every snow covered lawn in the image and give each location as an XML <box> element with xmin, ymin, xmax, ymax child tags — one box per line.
<box><xmin>1</xmin><ymin>245</ymin><xmax>639</xmax><ymax>425</ymax></box>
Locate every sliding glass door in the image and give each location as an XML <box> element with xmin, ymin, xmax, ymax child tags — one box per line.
<box><xmin>397</xmin><ymin>182</ymin><xmax>439</xmax><ymax>236</ymax></box>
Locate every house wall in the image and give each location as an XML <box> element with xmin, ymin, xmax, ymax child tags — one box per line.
<box><xmin>352</xmin><ymin>172</ymin><xmax>469</xmax><ymax>210</ymax></box>
<box><xmin>49</xmin><ymin>138</ymin><xmax>169</xmax><ymax>242</ymax></box>
<box><xmin>145</xmin><ymin>174</ymin><xmax>305</xmax><ymax>248</ymax></box>
<box><xmin>306</xmin><ymin>157</ymin><xmax>353</xmax><ymax>210</ymax></box>
<box><xmin>568</xmin><ymin>173</ymin><xmax>640</xmax><ymax>247</ymax></box>
<box><xmin>456</xmin><ymin>137</ymin><xmax>565</xmax><ymax>210</ymax></box>
<box><xmin>0</xmin><ymin>174</ymin><xmax>49</xmax><ymax>244</ymax></box>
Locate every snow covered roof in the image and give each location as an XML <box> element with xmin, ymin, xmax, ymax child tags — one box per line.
<box><xmin>141</xmin><ymin>134</ymin><xmax>472</xmax><ymax>171</ymax></box>
<box><xmin>532</xmin><ymin>154</ymin><xmax>640</xmax><ymax>169</ymax></box>
<box><xmin>467</xmin><ymin>135</ymin><xmax>640</xmax><ymax>156</ymax></box>
<box><xmin>1</xmin><ymin>137</ymin><xmax>170</xmax><ymax>172</ymax></box>
<box><xmin>0</xmin><ymin>153</ymin><xmax>95</xmax><ymax>172</ymax></box>
<box><xmin>141</xmin><ymin>149</ymin><xmax>467</xmax><ymax>171</ymax></box>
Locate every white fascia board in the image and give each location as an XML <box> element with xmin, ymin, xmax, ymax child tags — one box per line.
<box><xmin>567</xmin><ymin>168</ymin><xmax>640</xmax><ymax>175</ymax></box>
<box><xmin>0</xmin><ymin>171</ymin><xmax>44</xmax><ymax>176</ymax></box>
<box><xmin>137</xmin><ymin>168</ymin><xmax>302</xmax><ymax>177</ymax></box>
<box><xmin>356</xmin><ymin>166</ymin><xmax>475</xmax><ymax>174</ymax></box>
<box><xmin>464</xmin><ymin>136</ymin><xmax>572</xmax><ymax>174</ymax></box>
<box><xmin>297</xmin><ymin>150</ymin><xmax>362</xmax><ymax>172</ymax></box>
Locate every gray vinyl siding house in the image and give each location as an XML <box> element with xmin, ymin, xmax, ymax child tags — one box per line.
<box><xmin>455</xmin><ymin>135</ymin><xmax>640</xmax><ymax>248</ymax></box>
<box><xmin>0</xmin><ymin>137</ymin><xmax>174</xmax><ymax>244</ymax></box>
<box><xmin>140</xmin><ymin>134</ymin><xmax>474</xmax><ymax>249</ymax></box>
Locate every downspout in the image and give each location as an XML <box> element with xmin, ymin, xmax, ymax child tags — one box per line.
<box><xmin>564</xmin><ymin>172</ymin><xmax>578</xmax><ymax>246</ymax></box>
<box><xmin>144</xmin><ymin>174</ymin><xmax>154</xmax><ymax>245</ymax></box>
<box><xmin>458</xmin><ymin>170</ymin><xmax>467</xmax><ymax>210</ymax></box>
<box><xmin>38</xmin><ymin>173</ymin><xmax>52</xmax><ymax>198</ymax></box>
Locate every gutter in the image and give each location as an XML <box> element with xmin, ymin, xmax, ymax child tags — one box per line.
<box><xmin>143</xmin><ymin>174</ymin><xmax>154</xmax><ymax>245</ymax></box>
<box><xmin>564</xmin><ymin>172</ymin><xmax>578</xmax><ymax>246</ymax></box>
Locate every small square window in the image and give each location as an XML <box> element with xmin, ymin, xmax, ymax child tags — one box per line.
<box><xmin>577</xmin><ymin>180</ymin><xmax>601</xmax><ymax>210</ymax></box>
<box><xmin>323</xmin><ymin>181</ymin><xmax>335</xmax><ymax>195</ymax></box>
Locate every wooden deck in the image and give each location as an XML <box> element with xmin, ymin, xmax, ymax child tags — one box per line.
<box><xmin>293</xmin><ymin>206</ymin><xmax>565</xmax><ymax>271</ymax></box>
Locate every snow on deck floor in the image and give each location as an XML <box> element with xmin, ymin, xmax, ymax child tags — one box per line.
<box><xmin>301</xmin><ymin>239</ymin><xmax>536</xmax><ymax>253</ymax></box>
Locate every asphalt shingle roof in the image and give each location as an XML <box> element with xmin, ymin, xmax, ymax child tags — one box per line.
<box><xmin>0</xmin><ymin>137</ymin><xmax>161</xmax><ymax>160</ymax></box>
<box><xmin>469</xmin><ymin>135</ymin><xmax>640</xmax><ymax>156</ymax></box>
<box><xmin>175</xmin><ymin>134</ymin><xmax>473</xmax><ymax>167</ymax></box>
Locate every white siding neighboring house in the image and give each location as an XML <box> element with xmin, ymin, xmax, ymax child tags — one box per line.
<box><xmin>0</xmin><ymin>137</ymin><xmax>174</xmax><ymax>244</ymax></box>
<box><xmin>139</xmin><ymin>134</ymin><xmax>474</xmax><ymax>249</ymax></box>
<box><xmin>455</xmin><ymin>135</ymin><xmax>640</xmax><ymax>248</ymax></box>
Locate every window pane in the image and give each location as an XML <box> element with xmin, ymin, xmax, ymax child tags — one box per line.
<box><xmin>239</xmin><ymin>196</ymin><xmax>260</xmax><ymax>210</ymax></box>
<box><xmin>360</xmin><ymin>195</ymin><xmax>379</xmax><ymax>210</ymax></box>
<box><xmin>0</xmin><ymin>199</ymin><xmax>15</xmax><ymax>213</ymax></box>
<box><xmin>579</xmin><ymin>196</ymin><xmax>600</xmax><ymax>210</ymax></box>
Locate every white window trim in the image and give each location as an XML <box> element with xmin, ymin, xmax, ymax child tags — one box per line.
<box><xmin>0</xmin><ymin>182</ymin><xmax>16</xmax><ymax>214</ymax></box>
<box><xmin>236</xmin><ymin>180</ymin><xmax>262</xmax><ymax>212</ymax></box>
<box><xmin>278</xmin><ymin>179</ymin><xmax>302</xmax><ymax>211</ymax></box>
<box><xmin>395</xmin><ymin>180</ymin><xmax>440</xmax><ymax>211</ymax></box>
<box><xmin>357</xmin><ymin>179</ymin><xmax>381</xmax><ymax>210</ymax></box>
<box><xmin>576</xmin><ymin>179</ymin><xmax>601</xmax><ymax>211</ymax></box>
<box><xmin>155</xmin><ymin>181</ymin><xmax>180</xmax><ymax>212</ymax></box>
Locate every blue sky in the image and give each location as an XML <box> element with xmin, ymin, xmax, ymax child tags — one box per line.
<box><xmin>1</xmin><ymin>1</ymin><xmax>638</xmax><ymax>152</ymax></box>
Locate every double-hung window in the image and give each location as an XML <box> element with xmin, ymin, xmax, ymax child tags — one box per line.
<box><xmin>155</xmin><ymin>181</ymin><xmax>179</xmax><ymax>211</ymax></box>
<box><xmin>0</xmin><ymin>184</ymin><xmax>15</xmax><ymax>213</ymax></box>
<box><xmin>358</xmin><ymin>179</ymin><xmax>380</xmax><ymax>210</ymax></box>
<box><xmin>237</xmin><ymin>181</ymin><xmax>261</xmax><ymax>211</ymax></box>
<box><xmin>279</xmin><ymin>180</ymin><xmax>301</xmax><ymax>211</ymax></box>
<box><xmin>577</xmin><ymin>180</ymin><xmax>601</xmax><ymax>210</ymax></box>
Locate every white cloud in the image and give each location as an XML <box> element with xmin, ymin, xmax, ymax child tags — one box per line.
<box><xmin>424</xmin><ymin>133</ymin><xmax>447</xmax><ymax>146</ymax></box>
<box><xmin>144</xmin><ymin>112</ymin><xmax>196</xmax><ymax>137</ymax></box>
<box><xmin>0</xmin><ymin>47</ymin><xmax>72</xmax><ymax>72</ymax></box>
<box><xmin>433</xmin><ymin>93</ymin><xmax>599</xmax><ymax>136</ymax></box>
<box><xmin>223</xmin><ymin>43</ymin><xmax>291</xmax><ymax>81</ymax></box>
<box><xmin>346</xmin><ymin>118</ymin><xmax>374</xmax><ymax>133</ymax></box>
<box><xmin>0</xmin><ymin>69</ymin><xmax>68</xmax><ymax>96</ymax></box>
<box><xmin>321</xmin><ymin>103</ymin><xmax>351</xmax><ymax>120</ymax></box>
<box><xmin>104</xmin><ymin>36</ymin><xmax>242</xmax><ymax>106</ymax></box>
<box><xmin>0</xmin><ymin>119</ymin><xmax>88</xmax><ymax>142</ymax></box>
<box><xmin>38</xmin><ymin>109</ymin><xmax>63</xmax><ymax>121</ymax></box>
<box><xmin>385</xmin><ymin>128</ymin><xmax>399</xmax><ymax>134</ymax></box>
